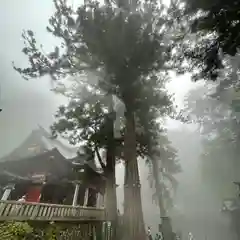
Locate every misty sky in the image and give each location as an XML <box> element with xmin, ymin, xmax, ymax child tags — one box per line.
<box><xmin>0</xmin><ymin>0</ymin><xmax>64</xmax><ymax>157</ymax></box>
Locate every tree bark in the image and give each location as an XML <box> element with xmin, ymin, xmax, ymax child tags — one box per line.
<box><xmin>123</xmin><ymin>110</ymin><xmax>146</xmax><ymax>240</ymax></box>
<box><xmin>105</xmin><ymin>145</ymin><xmax>117</xmax><ymax>238</ymax></box>
<box><xmin>152</xmin><ymin>158</ymin><xmax>173</xmax><ymax>240</ymax></box>
<box><xmin>152</xmin><ymin>159</ymin><xmax>166</xmax><ymax>218</ymax></box>
<box><xmin>105</xmin><ymin>94</ymin><xmax>118</xmax><ymax>239</ymax></box>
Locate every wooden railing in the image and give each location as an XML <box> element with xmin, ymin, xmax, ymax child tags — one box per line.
<box><xmin>0</xmin><ymin>201</ymin><xmax>106</xmax><ymax>221</ymax></box>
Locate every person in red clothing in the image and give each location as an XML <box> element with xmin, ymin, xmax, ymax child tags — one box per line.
<box><xmin>25</xmin><ymin>185</ymin><xmax>42</xmax><ymax>203</ymax></box>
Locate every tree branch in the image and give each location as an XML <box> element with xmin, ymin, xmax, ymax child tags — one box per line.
<box><xmin>95</xmin><ymin>146</ymin><xmax>106</xmax><ymax>170</ymax></box>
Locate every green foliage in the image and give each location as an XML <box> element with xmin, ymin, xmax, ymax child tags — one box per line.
<box><xmin>16</xmin><ymin>0</ymin><xmax>178</xmax><ymax>165</ymax></box>
<box><xmin>13</xmin><ymin>0</ymin><xmax>181</xmax><ymax>158</ymax></box>
<box><xmin>14</xmin><ymin>0</ymin><xmax>178</xmax><ymax>164</ymax></box>
<box><xmin>51</xmin><ymin>82</ymin><xmax>174</xmax><ymax>154</ymax></box>
<box><xmin>45</xmin><ymin>222</ymin><xmax>61</xmax><ymax>240</ymax></box>
<box><xmin>0</xmin><ymin>221</ymin><xmax>33</xmax><ymax>240</ymax></box>
<box><xmin>52</xmin><ymin>86</ymin><xmax>110</xmax><ymax>147</ymax></box>
<box><xmin>179</xmin><ymin>0</ymin><xmax>240</xmax><ymax>80</ymax></box>
<box><xmin>13</xmin><ymin>0</ymin><xmax>175</xmax><ymax>112</ymax></box>
<box><xmin>0</xmin><ymin>221</ymin><xmax>64</xmax><ymax>240</ymax></box>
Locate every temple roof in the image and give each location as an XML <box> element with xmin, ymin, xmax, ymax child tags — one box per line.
<box><xmin>0</xmin><ymin>170</ymin><xmax>31</xmax><ymax>185</ymax></box>
<box><xmin>0</xmin><ymin>126</ymin><xmax>105</xmax><ymax>188</ymax></box>
<box><xmin>0</xmin><ymin>148</ymin><xmax>73</xmax><ymax>178</ymax></box>
<box><xmin>0</xmin><ymin>147</ymin><xmax>105</xmax><ymax>187</ymax></box>
<box><xmin>0</xmin><ymin>125</ymin><xmax>80</xmax><ymax>162</ymax></box>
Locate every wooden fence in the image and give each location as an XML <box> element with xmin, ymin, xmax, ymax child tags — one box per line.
<box><xmin>0</xmin><ymin>200</ymin><xmax>106</xmax><ymax>221</ymax></box>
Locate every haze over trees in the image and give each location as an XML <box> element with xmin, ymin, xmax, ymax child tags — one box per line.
<box><xmin>10</xmin><ymin>0</ymin><xmax>240</xmax><ymax>239</ymax></box>
<box><xmin>13</xmin><ymin>0</ymin><xmax>182</xmax><ymax>239</ymax></box>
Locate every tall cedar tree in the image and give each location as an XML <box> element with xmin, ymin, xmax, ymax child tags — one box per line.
<box><xmin>51</xmin><ymin>75</ymin><xmax>180</xmax><ymax>239</ymax></box>
<box><xmin>13</xmin><ymin>0</ymin><xmax>175</xmax><ymax>239</ymax></box>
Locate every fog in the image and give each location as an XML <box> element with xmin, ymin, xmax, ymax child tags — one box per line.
<box><xmin>0</xmin><ymin>0</ymin><xmax>62</xmax><ymax>157</ymax></box>
<box><xmin>0</xmin><ymin>1</ymin><xmax>236</xmax><ymax>239</ymax></box>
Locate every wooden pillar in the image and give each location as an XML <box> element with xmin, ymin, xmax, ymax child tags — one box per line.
<box><xmin>1</xmin><ymin>184</ymin><xmax>15</xmax><ymax>201</ymax></box>
<box><xmin>103</xmin><ymin>192</ymin><xmax>106</xmax><ymax>207</ymax></box>
<box><xmin>97</xmin><ymin>193</ymin><xmax>104</xmax><ymax>208</ymax></box>
<box><xmin>72</xmin><ymin>183</ymin><xmax>80</xmax><ymax>207</ymax></box>
<box><xmin>83</xmin><ymin>188</ymin><xmax>89</xmax><ymax>207</ymax></box>
<box><xmin>96</xmin><ymin>192</ymin><xmax>101</xmax><ymax>208</ymax></box>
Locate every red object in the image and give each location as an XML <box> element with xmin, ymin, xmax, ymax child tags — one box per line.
<box><xmin>26</xmin><ymin>185</ymin><xmax>42</xmax><ymax>202</ymax></box>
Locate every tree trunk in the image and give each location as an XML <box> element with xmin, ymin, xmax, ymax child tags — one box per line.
<box><xmin>105</xmin><ymin>146</ymin><xmax>117</xmax><ymax>239</ymax></box>
<box><xmin>105</xmin><ymin>94</ymin><xmax>118</xmax><ymax>239</ymax></box>
<box><xmin>152</xmin><ymin>159</ymin><xmax>166</xmax><ymax>218</ymax></box>
<box><xmin>152</xmin><ymin>158</ymin><xmax>173</xmax><ymax>240</ymax></box>
<box><xmin>123</xmin><ymin>110</ymin><xmax>146</xmax><ymax>240</ymax></box>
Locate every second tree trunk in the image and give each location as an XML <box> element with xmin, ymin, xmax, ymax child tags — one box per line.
<box><xmin>123</xmin><ymin>110</ymin><xmax>146</xmax><ymax>240</ymax></box>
